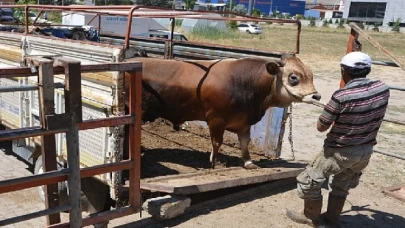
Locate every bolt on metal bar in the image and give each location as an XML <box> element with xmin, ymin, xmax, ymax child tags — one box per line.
<box><xmin>0</xmin><ymin>83</ymin><xmax>65</xmax><ymax>93</ymax></box>
<box><xmin>0</xmin><ymin>205</ymin><xmax>71</xmax><ymax>226</ymax></box>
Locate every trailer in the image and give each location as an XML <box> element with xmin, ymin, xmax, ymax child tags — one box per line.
<box><xmin>0</xmin><ymin>5</ymin><xmax>306</xmax><ymax>227</ymax></box>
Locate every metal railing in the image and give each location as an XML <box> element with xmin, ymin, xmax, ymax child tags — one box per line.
<box><xmin>0</xmin><ymin>56</ymin><xmax>143</xmax><ymax>227</ymax></box>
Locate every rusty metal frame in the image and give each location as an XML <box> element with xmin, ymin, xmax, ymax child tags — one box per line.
<box><xmin>0</xmin><ymin>4</ymin><xmax>302</xmax><ymax>55</ymax></box>
<box><xmin>0</xmin><ymin>58</ymin><xmax>142</xmax><ymax>227</ymax></box>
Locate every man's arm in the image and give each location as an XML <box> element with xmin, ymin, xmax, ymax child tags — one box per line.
<box><xmin>317</xmin><ymin>93</ymin><xmax>342</xmax><ymax>132</ymax></box>
<box><xmin>317</xmin><ymin>119</ymin><xmax>330</xmax><ymax>132</ymax></box>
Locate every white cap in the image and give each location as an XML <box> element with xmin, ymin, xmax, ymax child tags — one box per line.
<box><xmin>340</xmin><ymin>52</ymin><xmax>372</xmax><ymax>69</ymax></box>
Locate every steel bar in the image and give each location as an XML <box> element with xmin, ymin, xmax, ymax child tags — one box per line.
<box><xmin>0</xmin><ymin>83</ymin><xmax>64</xmax><ymax>93</ymax></box>
<box><xmin>0</xmin><ymin>205</ymin><xmax>71</xmax><ymax>227</ymax></box>
<box><xmin>0</xmin><ymin>169</ymin><xmax>70</xmax><ymax>194</ymax></box>
<box><xmin>78</xmin><ymin>115</ymin><xmax>135</xmax><ymax>131</ymax></box>
<box><xmin>0</xmin><ymin>115</ymin><xmax>135</xmax><ymax>142</ymax></box>
<box><xmin>388</xmin><ymin>85</ymin><xmax>405</xmax><ymax>92</ymax></box>
<box><xmin>125</xmin><ymin>6</ymin><xmax>141</xmax><ymax>49</ymax></box>
<box><xmin>0</xmin><ymin>62</ymin><xmax>143</xmax><ymax>78</ymax></box>
<box><xmin>37</xmin><ymin>58</ymin><xmax>61</xmax><ymax>225</ymax></box>
<box><xmin>47</xmin><ymin>206</ymin><xmax>135</xmax><ymax>228</ymax></box>
<box><xmin>374</xmin><ymin>149</ymin><xmax>405</xmax><ymax>160</ymax></box>
<box><xmin>0</xmin><ymin>160</ymin><xmax>134</xmax><ymax>195</ymax></box>
<box><xmin>372</xmin><ymin>60</ymin><xmax>400</xmax><ymax>68</ymax></box>
<box><xmin>349</xmin><ymin>22</ymin><xmax>405</xmax><ymax>71</ymax></box>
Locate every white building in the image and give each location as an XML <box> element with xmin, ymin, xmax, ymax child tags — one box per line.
<box><xmin>342</xmin><ymin>0</ymin><xmax>405</xmax><ymax>26</ymax></box>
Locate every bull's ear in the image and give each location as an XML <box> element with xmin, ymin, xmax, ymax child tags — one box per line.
<box><xmin>265</xmin><ymin>61</ymin><xmax>281</xmax><ymax>75</ymax></box>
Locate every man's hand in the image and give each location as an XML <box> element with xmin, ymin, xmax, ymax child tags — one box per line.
<box><xmin>317</xmin><ymin>120</ymin><xmax>330</xmax><ymax>132</ymax></box>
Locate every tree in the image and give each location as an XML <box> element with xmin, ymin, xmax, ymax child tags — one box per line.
<box><xmin>232</xmin><ymin>4</ymin><xmax>247</xmax><ymax>15</ymax></box>
<box><xmin>391</xmin><ymin>18</ymin><xmax>402</xmax><ymax>32</ymax></box>
<box><xmin>252</xmin><ymin>9</ymin><xmax>260</xmax><ymax>18</ymax></box>
<box><xmin>134</xmin><ymin>0</ymin><xmax>171</xmax><ymax>8</ymax></box>
<box><xmin>182</xmin><ymin>0</ymin><xmax>196</xmax><ymax>10</ymax></box>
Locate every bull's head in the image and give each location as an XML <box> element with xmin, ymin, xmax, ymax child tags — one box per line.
<box><xmin>266</xmin><ymin>56</ymin><xmax>321</xmax><ymax>106</ymax></box>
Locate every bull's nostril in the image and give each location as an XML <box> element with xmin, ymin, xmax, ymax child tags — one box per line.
<box><xmin>312</xmin><ymin>94</ymin><xmax>321</xmax><ymax>101</ymax></box>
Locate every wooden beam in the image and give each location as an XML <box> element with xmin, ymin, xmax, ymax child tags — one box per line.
<box><xmin>37</xmin><ymin>57</ymin><xmax>61</xmax><ymax>225</ymax></box>
<box><xmin>349</xmin><ymin>22</ymin><xmax>405</xmax><ymax>71</ymax></box>
<box><xmin>57</xmin><ymin>57</ymin><xmax>83</xmax><ymax>227</ymax></box>
<box><xmin>128</xmin><ymin>70</ymin><xmax>143</xmax><ymax>212</ymax></box>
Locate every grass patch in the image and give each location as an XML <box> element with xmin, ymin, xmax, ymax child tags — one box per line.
<box><xmin>183</xmin><ymin>24</ymin><xmax>405</xmax><ymax>63</ymax></box>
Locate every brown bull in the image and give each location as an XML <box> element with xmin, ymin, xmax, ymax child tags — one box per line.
<box><xmin>125</xmin><ymin>56</ymin><xmax>320</xmax><ymax>169</ymax></box>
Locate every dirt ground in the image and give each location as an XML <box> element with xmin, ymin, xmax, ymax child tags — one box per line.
<box><xmin>110</xmin><ymin>56</ymin><xmax>405</xmax><ymax>227</ymax></box>
<box><xmin>1</xmin><ymin>56</ymin><xmax>405</xmax><ymax>227</ymax></box>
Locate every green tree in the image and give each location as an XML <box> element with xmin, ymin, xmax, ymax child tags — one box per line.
<box><xmin>252</xmin><ymin>9</ymin><xmax>260</xmax><ymax>18</ymax></box>
<box><xmin>309</xmin><ymin>17</ymin><xmax>315</xmax><ymax>27</ymax></box>
<box><xmin>328</xmin><ymin>18</ymin><xmax>332</xmax><ymax>24</ymax></box>
<box><xmin>232</xmin><ymin>4</ymin><xmax>247</xmax><ymax>15</ymax></box>
<box><xmin>134</xmin><ymin>0</ymin><xmax>171</xmax><ymax>7</ymax></box>
<box><xmin>323</xmin><ymin>19</ymin><xmax>329</xmax><ymax>27</ymax></box>
<box><xmin>182</xmin><ymin>0</ymin><xmax>196</xmax><ymax>10</ymax></box>
<box><xmin>391</xmin><ymin>18</ymin><xmax>402</xmax><ymax>32</ymax></box>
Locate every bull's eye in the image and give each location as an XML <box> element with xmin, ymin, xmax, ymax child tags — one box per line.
<box><xmin>288</xmin><ymin>74</ymin><xmax>300</xmax><ymax>86</ymax></box>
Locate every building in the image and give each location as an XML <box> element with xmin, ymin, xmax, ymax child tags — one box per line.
<box><xmin>305</xmin><ymin>4</ymin><xmax>342</xmax><ymax>19</ymax></box>
<box><xmin>227</xmin><ymin>0</ymin><xmax>306</xmax><ymax>16</ymax></box>
<box><xmin>343</xmin><ymin>0</ymin><xmax>405</xmax><ymax>26</ymax></box>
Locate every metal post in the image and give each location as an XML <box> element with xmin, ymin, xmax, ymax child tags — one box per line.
<box><xmin>54</xmin><ymin>57</ymin><xmax>83</xmax><ymax>227</ymax></box>
<box><xmin>248</xmin><ymin>0</ymin><xmax>253</xmax><ymax>16</ymax></box>
<box><xmin>36</xmin><ymin>58</ymin><xmax>61</xmax><ymax>225</ymax></box>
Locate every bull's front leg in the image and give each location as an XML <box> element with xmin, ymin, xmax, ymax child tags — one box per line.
<box><xmin>237</xmin><ymin>128</ymin><xmax>260</xmax><ymax>169</ymax></box>
<box><xmin>207</xmin><ymin>117</ymin><xmax>226</xmax><ymax>169</ymax></box>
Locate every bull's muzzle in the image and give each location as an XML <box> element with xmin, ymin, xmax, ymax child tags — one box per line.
<box><xmin>302</xmin><ymin>93</ymin><xmax>325</xmax><ymax>107</ymax></box>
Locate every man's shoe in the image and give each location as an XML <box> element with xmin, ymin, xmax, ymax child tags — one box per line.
<box><xmin>285</xmin><ymin>198</ymin><xmax>323</xmax><ymax>227</ymax></box>
<box><xmin>319</xmin><ymin>194</ymin><xmax>346</xmax><ymax>228</ymax></box>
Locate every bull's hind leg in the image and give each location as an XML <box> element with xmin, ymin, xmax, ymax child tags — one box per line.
<box><xmin>237</xmin><ymin>128</ymin><xmax>259</xmax><ymax>169</ymax></box>
<box><xmin>207</xmin><ymin>118</ymin><xmax>226</xmax><ymax>169</ymax></box>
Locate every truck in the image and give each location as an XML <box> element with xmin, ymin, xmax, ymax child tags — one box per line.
<box><xmin>0</xmin><ymin>5</ymin><xmax>303</xmax><ymax>227</ymax></box>
<box><xmin>62</xmin><ymin>11</ymin><xmax>189</xmax><ymax>41</ymax></box>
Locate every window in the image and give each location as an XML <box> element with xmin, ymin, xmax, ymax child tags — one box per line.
<box><xmin>348</xmin><ymin>2</ymin><xmax>386</xmax><ymax>19</ymax></box>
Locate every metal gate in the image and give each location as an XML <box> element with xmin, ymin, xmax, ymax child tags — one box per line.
<box><xmin>0</xmin><ymin>56</ymin><xmax>143</xmax><ymax>227</ymax></box>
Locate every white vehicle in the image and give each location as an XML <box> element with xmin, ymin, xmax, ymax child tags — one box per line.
<box><xmin>237</xmin><ymin>23</ymin><xmax>263</xmax><ymax>34</ymax></box>
<box><xmin>14</xmin><ymin>10</ymin><xmax>50</xmax><ymax>24</ymax></box>
<box><xmin>62</xmin><ymin>12</ymin><xmax>188</xmax><ymax>41</ymax></box>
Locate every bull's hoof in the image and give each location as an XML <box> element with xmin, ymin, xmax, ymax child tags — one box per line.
<box><xmin>244</xmin><ymin>161</ymin><xmax>260</xmax><ymax>169</ymax></box>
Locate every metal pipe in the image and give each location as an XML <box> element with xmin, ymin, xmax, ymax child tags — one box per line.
<box><xmin>374</xmin><ymin>149</ymin><xmax>405</xmax><ymax>160</ymax></box>
<box><xmin>24</xmin><ymin>6</ymin><xmax>29</xmax><ymax>35</ymax></box>
<box><xmin>0</xmin><ymin>205</ymin><xmax>71</xmax><ymax>226</ymax></box>
<box><xmin>295</xmin><ymin>20</ymin><xmax>301</xmax><ymax>54</ymax></box>
<box><xmin>125</xmin><ymin>5</ymin><xmax>141</xmax><ymax>49</ymax></box>
<box><xmin>372</xmin><ymin>60</ymin><xmax>399</xmax><ymax>68</ymax></box>
<box><xmin>388</xmin><ymin>85</ymin><xmax>405</xmax><ymax>91</ymax></box>
<box><xmin>32</xmin><ymin>9</ymin><xmax>43</xmax><ymax>25</ymax></box>
<box><xmin>0</xmin><ymin>82</ymin><xmax>65</xmax><ymax>93</ymax></box>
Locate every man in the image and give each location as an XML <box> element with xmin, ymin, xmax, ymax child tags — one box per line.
<box><xmin>285</xmin><ymin>52</ymin><xmax>390</xmax><ymax>227</ymax></box>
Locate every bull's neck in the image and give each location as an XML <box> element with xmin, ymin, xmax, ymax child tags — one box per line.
<box><xmin>264</xmin><ymin>75</ymin><xmax>290</xmax><ymax>108</ymax></box>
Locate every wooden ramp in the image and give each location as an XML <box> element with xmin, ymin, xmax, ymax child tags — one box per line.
<box><xmin>140</xmin><ymin>163</ymin><xmax>305</xmax><ymax>195</ymax></box>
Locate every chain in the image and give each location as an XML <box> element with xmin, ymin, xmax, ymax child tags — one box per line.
<box><xmin>113</xmin><ymin>125</ymin><xmax>123</xmax><ymax>207</ymax></box>
<box><xmin>287</xmin><ymin>105</ymin><xmax>295</xmax><ymax>161</ymax></box>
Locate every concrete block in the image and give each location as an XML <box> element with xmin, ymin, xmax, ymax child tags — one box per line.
<box><xmin>142</xmin><ymin>195</ymin><xmax>191</xmax><ymax>220</ymax></box>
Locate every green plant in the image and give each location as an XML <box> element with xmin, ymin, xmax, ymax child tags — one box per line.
<box><xmin>323</xmin><ymin>20</ymin><xmax>329</xmax><ymax>27</ymax></box>
<box><xmin>391</xmin><ymin>18</ymin><xmax>402</xmax><ymax>32</ymax></box>
<box><xmin>252</xmin><ymin>9</ymin><xmax>261</xmax><ymax>18</ymax></box>
<box><xmin>372</xmin><ymin>22</ymin><xmax>381</xmax><ymax>32</ymax></box>
<box><xmin>191</xmin><ymin>26</ymin><xmax>238</xmax><ymax>40</ymax></box>
<box><xmin>335</xmin><ymin>19</ymin><xmax>339</xmax><ymax>24</ymax></box>
<box><xmin>338</xmin><ymin>19</ymin><xmax>345</xmax><ymax>28</ymax></box>
<box><xmin>227</xmin><ymin>20</ymin><xmax>238</xmax><ymax>30</ymax></box>
<box><xmin>346</xmin><ymin>19</ymin><xmax>350</xmax><ymax>24</ymax></box>
<box><xmin>232</xmin><ymin>4</ymin><xmax>247</xmax><ymax>15</ymax></box>
<box><xmin>207</xmin><ymin>4</ymin><xmax>215</xmax><ymax>11</ymax></box>
<box><xmin>309</xmin><ymin>17</ymin><xmax>316</xmax><ymax>27</ymax></box>
<box><xmin>328</xmin><ymin>18</ymin><xmax>333</xmax><ymax>24</ymax></box>
<box><xmin>358</xmin><ymin>21</ymin><xmax>365</xmax><ymax>29</ymax></box>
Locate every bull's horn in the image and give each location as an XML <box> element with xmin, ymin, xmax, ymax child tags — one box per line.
<box><xmin>275</xmin><ymin>60</ymin><xmax>285</xmax><ymax>67</ymax></box>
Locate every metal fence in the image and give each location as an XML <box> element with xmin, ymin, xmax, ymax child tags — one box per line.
<box><xmin>0</xmin><ymin>56</ymin><xmax>143</xmax><ymax>227</ymax></box>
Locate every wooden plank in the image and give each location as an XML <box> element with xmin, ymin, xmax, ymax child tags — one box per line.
<box><xmin>128</xmin><ymin>70</ymin><xmax>143</xmax><ymax>212</ymax></box>
<box><xmin>349</xmin><ymin>22</ymin><xmax>405</xmax><ymax>71</ymax></box>
<box><xmin>37</xmin><ymin>57</ymin><xmax>61</xmax><ymax>225</ymax></box>
<box><xmin>57</xmin><ymin>57</ymin><xmax>83</xmax><ymax>227</ymax></box>
<box><xmin>141</xmin><ymin>166</ymin><xmax>304</xmax><ymax>195</ymax></box>
<box><xmin>382</xmin><ymin>186</ymin><xmax>405</xmax><ymax>203</ymax></box>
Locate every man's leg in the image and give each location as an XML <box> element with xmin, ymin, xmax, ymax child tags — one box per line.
<box><xmin>285</xmin><ymin>151</ymin><xmax>341</xmax><ymax>226</ymax></box>
<box><xmin>322</xmin><ymin>147</ymin><xmax>372</xmax><ymax>227</ymax></box>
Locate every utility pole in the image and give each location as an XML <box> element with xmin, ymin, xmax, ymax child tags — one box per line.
<box><xmin>248</xmin><ymin>0</ymin><xmax>253</xmax><ymax>16</ymax></box>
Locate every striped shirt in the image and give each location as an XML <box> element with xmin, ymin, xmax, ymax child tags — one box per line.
<box><xmin>319</xmin><ymin>78</ymin><xmax>390</xmax><ymax>148</ymax></box>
